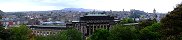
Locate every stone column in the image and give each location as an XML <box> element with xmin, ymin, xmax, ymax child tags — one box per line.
<box><xmin>93</xmin><ymin>25</ymin><xmax>95</xmax><ymax>33</ymax></box>
<box><xmin>89</xmin><ymin>26</ymin><xmax>91</xmax><ymax>35</ymax></box>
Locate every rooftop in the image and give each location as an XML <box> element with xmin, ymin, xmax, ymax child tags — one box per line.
<box><xmin>27</xmin><ymin>25</ymin><xmax>66</xmax><ymax>28</ymax></box>
<box><xmin>123</xmin><ymin>23</ymin><xmax>139</xmax><ymax>25</ymax></box>
<box><xmin>85</xmin><ymin>14</ymin><xmax>108</xmax><ymax>16</ymax></box>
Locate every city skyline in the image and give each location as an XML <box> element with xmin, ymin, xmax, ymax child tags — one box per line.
<box><xmin>0</xmin><ymin>0</ymin><xmax>182</xmax><ymax>13</ymax></box>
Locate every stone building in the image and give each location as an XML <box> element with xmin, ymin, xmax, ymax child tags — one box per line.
<box><xmin>67</xmin><ymin>13</ymin><xmax>119</xmax><ymax>36</ymax></box>
<box><xmin>29</xmin><ymin>25</ymin><xmax>67</xmax><ymax>36</ymax></box>
<box><xmin>29</xmin><ymin>21</ymin><xmax>67</xmax><ymax>36</ymax></box>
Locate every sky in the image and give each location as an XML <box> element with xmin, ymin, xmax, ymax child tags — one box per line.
<box><xmin>0</xmin><ymin>0</ymin><xmax>182</xmax><ymax>13</ymax></box>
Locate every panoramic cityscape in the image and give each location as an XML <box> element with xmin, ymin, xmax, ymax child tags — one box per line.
<box><xmin>0</xmin><ymin>0</ymin><xmax>182</xmax><ymax>40</ymax></box>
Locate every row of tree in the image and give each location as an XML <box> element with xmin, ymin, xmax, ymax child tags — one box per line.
<box><xmin>35</xmin><ymin>28</ymin><xmax>83</xmax><ymax>40</ymax></box>
<box><xmin>89</xmin><ymin>21</ymin><xmax>160</xmax><ymax>40</ymax></box>
<box><xmin>0</xmin><ymin>25</ymin><xmax>83</xmax><ymax>40</ymax></box>
<box><xmin>0</xmin><ymin>25</ymin><xmax>32</xmax><ymax>40</ymax></box>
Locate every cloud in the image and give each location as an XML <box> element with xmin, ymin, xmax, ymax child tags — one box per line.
<box><xmin>0</xmin><ymin>0</ymin><xmax>81</xmax><ymax>12</ymax></box>
<box><xmin>0</xmin><ymin>0</ymin><xmax>182</xmax><ymax>13</ymax></box>
<box><xmin>0</xmin><ymin>2</ymin><xmax>59</xmax><ymax>12</ymax></box>
<box><xmin>30</xmin><ymin>0</ymin><xmax>81</xmax><ymax>8</ymax></box>
<box><xmin>77</xmin><ymin>0</ymin><xmax>182</xmax><ymax>13</ymax></box>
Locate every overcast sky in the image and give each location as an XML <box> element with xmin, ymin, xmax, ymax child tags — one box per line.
<box><xmin>0</xmin><ymin>0</ymin><xmax>182</xmax><ymax>13</ymax></box>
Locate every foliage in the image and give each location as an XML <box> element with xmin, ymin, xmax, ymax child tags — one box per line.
<box><xmin>90</xmin><ymin>29</ymin><xmax>110</xmax><ymax>40</ymax></box>
<box><xmin>0</xmin><ymin>10</ymin><xmax>4</xmax><ymax>26</ymax></box>
<box><xmin>63</xmin><ymin>28</ymin><xmax>83</xmax><ymax>40</ymax></box>
<box><xmin>94</xmin><ymin>21</ymin><xmax>162</xmax><ymax>40</ymax></box>
<box><xmin>139</xmin><ymin>23</ymin><xmax>161</xmax><ymax>40</ymax></box>
<box><xmin>121</xmin><ymin>18</ymin><xmax>134</xmax><ymax>24</ymax></box>
<box><xmin>34</xmin><ymin>36</ymin><xmax>48</xmax><ymax>40</ymax></box>
<box><xmin>110</xmin><ymin>25</ymin><xmax>138</xmax><ymax>40</ymax></box>
<box><xmin>138</xmin><ymin>19</ymin><xmax>157</xmax><ymax>29</ymax></box>
<box><xmin>9</xmin><ymin>25</ymin><xmax>32</xmax><ymax>40</ymax></box>
<box><xmin>35</xmin><ymin>28</ymin><xmax>83</xmax><ymax>40</ymax></box>
<box><xmin>0</xmin><ymin>27</ymin><xmax>11</xmax><ymax>40</ymax></box>
<box><xmin>160</xmin><ymin>3</ymin><xmax>182</xmax><ymax>40</ymax></box>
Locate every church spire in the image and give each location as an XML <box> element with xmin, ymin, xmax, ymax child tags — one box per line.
<box><xmin>153</xmin><ymin>8</ymin><xmax>156</xmax><ymax>13</ymax></box>
<box><xmin>153</xmin><ymin>8</ymin><xmax>157</xmax><ymax>21</ymax></box>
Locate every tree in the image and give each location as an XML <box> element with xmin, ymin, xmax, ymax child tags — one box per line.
<box><xmin>36</xmin><ymin>28</ymin><xmax>83</xmax><ymax>40</ymax></box>
<box><xmin>160</xmin><ymin>3</ymin><xmax>182</xmax><ymax>40</ymax></box>
<box><xmin>0</xmin><ymin>10</ymin><xmax>4</xmax><ymax>26</ymax></box>
<box><xmin>35</xmin><ymin>36</ymin><xmax>48</xmax><ymax>40</ymax></box>
<box><xmin>0</xmin><ymin>27</ymin><xmax>11</xmax><ymax>40</ymax></box>
<box><xmin>90</xmin><ymin>29</ymin><xmax>110</xmax><ymax>40</ymax></box>
<box><xmin>64</xmin><ymin>28</ymin><xmax>83</xmax><ymax>40</ymax></box>
<box><xmin>121</xmin><ymin>18</ymin><xmax>134</xmax><ymax>24</ymax></box>
<box><xmin>138</xmin><ymin>19</ymin><xmax>157</xmax><ymax>29</ymax></box>
<box><xmin>0</xmin><ymin>10</ymin><xmax>10</xmax><ymax>40</ymax></box>
<box><xmin>9</xmin><ymin>25</ymin><xmax>32</xmax><ymax>40</ymax></box>
<box><xmin>110</xmin><ymin>25</ymin><xmax>138</xmax><ymax>40</ymax></box>
<box><xmin>139</xmin><ymin>23</ymin><xmax>161</xmax><ymax>40</ymax></box>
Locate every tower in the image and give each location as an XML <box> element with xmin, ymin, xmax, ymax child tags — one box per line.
<box><xmin>153</xmin><ymin>9</ymin><xmax>156</xmax><ymax>14</ymax></box>
<box><xmin>153</xmin><ymin>8</ymin><xmax>157</xmax><ymax>21</ymax></box>
<box><xmin>123</xmin><ymin>9</ymin><xmax>124</xmax><ymax>11</ymax></box>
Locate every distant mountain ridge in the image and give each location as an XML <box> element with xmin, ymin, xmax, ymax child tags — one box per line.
<box><xmin>60</xmin><ymin>8</ymin><xmax>94</xmax><ymax>12</ymax></box>
<box><xmin>4</xmin><ymin>8</ymin><xmax>102</xmax><ymax>13</ymax></box>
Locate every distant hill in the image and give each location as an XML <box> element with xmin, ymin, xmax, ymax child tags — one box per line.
<box><xmin>0</xmin><ymin>10</ymin><xmax>4</xmax><ymax>16</ymax></box>
<box><xmin>60</xmin><ymin>8</ymin><xmax>99</xmax><ymax>12</ymax></box>
<box><xmin>4</xmin><ymin>8</ymin><xmax>102</xmax><ymax>13</ymax></box>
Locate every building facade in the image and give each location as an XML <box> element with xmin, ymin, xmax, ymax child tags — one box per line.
<box><xmin>29</xmin><ymin>21</ymin><xmax>67</xmax><ymax>36</ymax></box>
<box><xmin>29</xmin><ymin>25</ymin><xmax>67</xmax><ymax>36</ymax></box>
<box><xmin>68</xmin><ymin>13</ymin><xmax>119</xmax><ymax>36</ymax></box>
